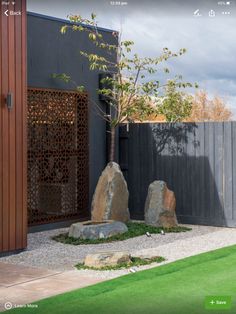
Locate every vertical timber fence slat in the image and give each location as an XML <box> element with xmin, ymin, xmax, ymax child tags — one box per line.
<box><xmin>119</xmin><ymin>122</ymin><xmax>236</xmax><ymax>227</ymax></box>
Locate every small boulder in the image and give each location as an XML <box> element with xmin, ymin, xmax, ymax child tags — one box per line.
<box><xmin>84</xmin><ymin>251</ymin><xmax>131</xmax><ymax>268</ymax></box>
<box><xmin>91</xmin><ymin>162</ymin><xmax>130</xmax><ymax>222</ymax></box>
<box><xmin>144</xmin><ymin>180</ymin><xmax>178</xmax><ymax>228</ymax></box>
<box><xmin>69</xmin><ymin>220</ymin><xmax>128</xmax><ymax>240</ymax></box>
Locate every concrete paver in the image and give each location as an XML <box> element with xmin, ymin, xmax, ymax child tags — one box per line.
<box><xmin>0</xmin><ymin>264</ymin><xmax>103</xmax><ymax>312</ymax></box>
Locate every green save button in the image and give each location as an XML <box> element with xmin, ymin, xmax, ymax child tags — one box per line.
<box><xmin>205</xmin><ymin>296</ymin><xmax>232</xmax><ymax>310</ymax></box>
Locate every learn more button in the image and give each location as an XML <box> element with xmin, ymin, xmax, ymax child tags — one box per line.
<box><xmin>205</xmin><ymin>296</ymin><xmax>232</xmax><ymax>310</ymax></box>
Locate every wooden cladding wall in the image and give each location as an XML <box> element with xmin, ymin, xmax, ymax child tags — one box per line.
<box><xmin>0</xmin><ymin>1</ymin><xmax>27</xmax><ymax>252</ymax></box>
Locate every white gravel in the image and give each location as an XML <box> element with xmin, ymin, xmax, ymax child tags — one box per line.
<box><xmin>1</xmin><ymin>223</ymin><xmax>233</xmax><ymax>280</ymax></box>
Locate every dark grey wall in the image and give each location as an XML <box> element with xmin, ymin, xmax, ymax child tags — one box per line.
<box><xmin>119</xmin><ymin>122</ymin><xmax>236</xmax><ymax>227</ymax></box>
<box><xmin>27</xmin><ymin>12</ymin><xmax>117</xmax><ymax>206</ymax></box>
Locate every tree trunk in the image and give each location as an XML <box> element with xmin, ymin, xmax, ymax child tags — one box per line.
<box><xmin>109</xmin><ymin>126</ymin><xmax>116</xmax><ymax>162</ymax></box>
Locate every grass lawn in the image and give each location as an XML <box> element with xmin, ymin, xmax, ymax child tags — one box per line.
<box><xmin>53</xmin><ymin>222</ymin><xmax>191</xmax><ymax>245</ymax></box>
<box><xmin>9</xmin><ymin>244</ymin><xmax>236</xmax><ymax>314</ymax></box>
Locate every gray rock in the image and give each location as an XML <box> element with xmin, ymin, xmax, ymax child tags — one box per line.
<box><xmin>144</xmin><ymin>180</ymin><xmax>178</xmax><ymax>228</ymax></box>
<box><xmin>91</xmin><ymin>162</ymin><xmax>130</xmax><ymax>222</ymax></box>
<box><xmin>84</xmin><ymin>251</ymin><xmax>131</xmax><ymax>268</ymax></box>
<box><xmin>69</xmin><ymin>220</ymin><xmax>128</xmax><ymax>240</ymax></box>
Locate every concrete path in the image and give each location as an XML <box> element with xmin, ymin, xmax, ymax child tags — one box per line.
<box><xmin>0</xmin><ymin>262</ymin><xmax>103</xmax><ymax>312</ymax></box>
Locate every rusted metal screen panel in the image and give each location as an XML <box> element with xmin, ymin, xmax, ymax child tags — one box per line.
<box><xmin>27</xmin><ymin>88</ymin><xmax>89</xmax><ymax>225</ymax></box>
<box><xmin>0</xmin><ymin>0</ymin><xmax>27</xmax><ymax>253</ymax></box>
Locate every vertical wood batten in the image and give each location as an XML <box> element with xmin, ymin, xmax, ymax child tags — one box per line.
<box><xmin>8</xmin><ymin>2</ymin><xmax>16</xmax><ymax>250</ymax></box>
<box><xmin>2</xmin><ymin>6</ymin><xmax>9</xmax><ymax>251</ymax></box>
<box><xmin>208</xmin><ymin>123</ymin><xmax>215</xmax><ymax>220</ymax></box>
<box><xmin>223</xmin><ymin>122</ymin><xmax>233</xmax><ymax>221</ymax></box>
<box><xmin>214</xmin><ymin>122</ymin><xmax>224</xmax><ymax>222</ymax></box>
<box><xmin>21</xmin><ymin>0</ymin><xmax>27</xmax><ymax>248</ymax></box>
<box><xmin>232</xmin><ymin>123</ymin><xmax>236</xmax><ymax>221</ymax></box>
<box><xmin>15</xmin><ymin>0</ymin><xmax>23</xmax><ymax>249</ymax></box>
<box><xmin>0</xmin><ymin>4</ymin><xmax>2</xmax><ymax>251</ymax></box>
<box><xmin>198</xmin><ymin>123</ymin><xmax>205</xmax><ymax>219</ymax></box>
<box><xmin>194</xmin><ymin>124</ymin><xmax>200</xmax><ymax>218</ymax></box>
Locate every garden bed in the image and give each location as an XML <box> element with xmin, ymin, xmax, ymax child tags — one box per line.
<box><xmin>0</xmin><ymin>224</ymin><xmax>223</xmax><ymax>271</ymax></box>
<box><xmin>75</xmin><ymin>256</ymin><xmax>165</xmax><ymax>271</ymax></box>
<box><xmin>52</xmin><ymin>222</ymin><xmax>191</xmax><ymax>245</ymax></box>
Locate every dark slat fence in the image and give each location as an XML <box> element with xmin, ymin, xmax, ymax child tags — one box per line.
<box><xmin>119</xmin><ymin>122</ymin><xmax>236</xmax><ymax>227</ymax></box>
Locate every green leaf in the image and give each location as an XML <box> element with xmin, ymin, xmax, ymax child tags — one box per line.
<box><xmin>89</xmin><ymin>33</ymin><xmax>97</xmax><ymax>41</ymax></box>
<box><xmin>60</xmin><ymin>25</ymin><xmax>67</xmax><ymax>34</ymax></box>
<box><xmin>91</xmin><ymin>13</ymin><xmax>96</xmax><ymax>20</ymax></box>
<box><xmin>76</xmin><ymin>86</ymin><xmax>85</xmax><ymax>92</ymax></box>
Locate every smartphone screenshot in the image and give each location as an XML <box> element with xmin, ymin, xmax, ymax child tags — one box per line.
<box><xmin>0</xmin><ymin>1</ymin><xmax>236</xmax><ymax>313</ymax></box>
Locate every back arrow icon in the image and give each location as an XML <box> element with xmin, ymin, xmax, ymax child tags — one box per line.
<box><xmin>4</xmin><ymin>10</ymin><xmax>9</xmax><ymax>17</ymax></box>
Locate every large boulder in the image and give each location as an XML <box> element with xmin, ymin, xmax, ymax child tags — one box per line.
<box><xmin>69</xmin><ymin>220</ymin><xmax>128</xmax><ymax>240</ymax></box>
<box><xmin>91</xmin><ymin>162</ymin><xmax>130</xmax><ymax>222</ymax></box>
<box><xmin>84</xmin><ymin>251</ymin><xmax>131</xmax><ymax>268</ymax></box>
<box><xmin>144</xmin><ymin>181</ymin><xmax>178</xmax><ymax>228</ymax></box>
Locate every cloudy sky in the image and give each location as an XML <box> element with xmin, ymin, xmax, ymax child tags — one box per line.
<box><xmin>27</xmin><ymin>0</ymin><xmax>236</xmax><ymax>115</ymax></box>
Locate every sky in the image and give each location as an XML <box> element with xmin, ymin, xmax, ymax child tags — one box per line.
<box><xmin>27</xmin><ymin>0</ymin><xmax>236</xmax><ymax>115</ymax></box>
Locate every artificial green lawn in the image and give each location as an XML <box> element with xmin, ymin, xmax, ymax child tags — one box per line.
<box><xmin>10</xmin><ymin>244</ymin><xmax>236</xmax><ymax>314</ymax></box>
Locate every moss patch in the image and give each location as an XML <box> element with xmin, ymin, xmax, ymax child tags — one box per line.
<box><xmin>75</xmin><ymin>256</ymin><xmax>165</xmax><ymax>271</ymax></box>
<box><xmin>52</xmin><ymin>222</ymin><xmax>191</xmax><ymax>245</ymax></box>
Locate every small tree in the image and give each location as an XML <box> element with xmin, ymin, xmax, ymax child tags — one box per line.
<box><xmin>54</xmin><ymin>13</ymin><xmax>197</xmax><ymax>161</ymax></box>
<box><xmin>119</xmin><ymin>82</ymin><xmax>193</xmax><ymax>123</ymax></box>
<box><xmin>186</xmin><ymin>91</ymin><xmax>233</xmax><ymax>122</ymax></box>
<box><xmin>158</xmin><ymin>80</ymin><xmax>193</xmax><ymax>122</ymax></box>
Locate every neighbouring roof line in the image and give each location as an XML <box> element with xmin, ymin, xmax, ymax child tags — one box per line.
<box><xmin>27</xmin><ymin>11</ymin><xmax>117</xmax><ymax>34</ymax></box>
